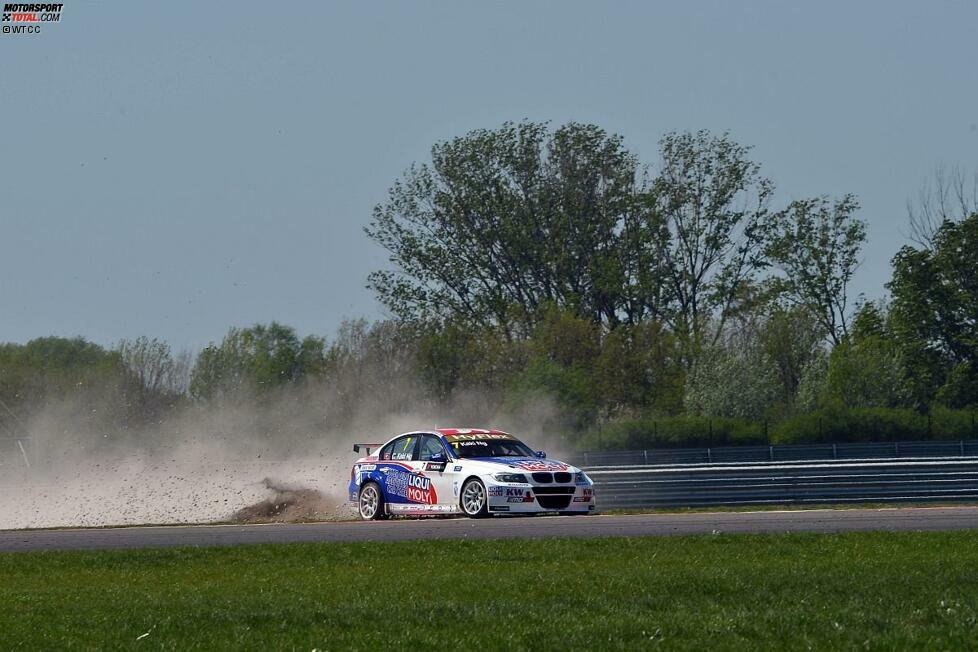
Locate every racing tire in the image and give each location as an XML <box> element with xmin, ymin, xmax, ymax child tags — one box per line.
<box><xmin>358</xmin><ymin>482</ymin><xmax>387</xmax><ymax>520</ymax></box>
<box><xmin>460</xmin><ymin>478</ymin><xmax>489</xmax><ymax>518</ymax></box>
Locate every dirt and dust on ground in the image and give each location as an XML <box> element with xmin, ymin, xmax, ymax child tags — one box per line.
<box><xmin>0</xmin><ymin>388</ymin><xmax>569</xmax><ymax>530</ymax></box>
<box><xmin>0</xmin><ymin>453</ymin><xmax>353</xmax><ymax>530</ymax></box>
<box><xmin>230</xmin><ymin>477</ymin><xmax>340</xmax><ymax>523</ymax></box>
<box><xmin>0</xmin><ymin>391</ymin><xmax>362</xmax><ymax>529</ymax></box>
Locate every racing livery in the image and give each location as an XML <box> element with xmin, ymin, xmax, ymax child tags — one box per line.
<box><xmin>348</xmin><ymin>428</ymin><xmax>596</xmax><ymax>519</ymax></box>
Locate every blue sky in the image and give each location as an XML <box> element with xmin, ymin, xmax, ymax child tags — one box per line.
<box><xmin>1</xmin><ymin>1</ymin><xmax>976</xmax><ymax>351</ymax></box>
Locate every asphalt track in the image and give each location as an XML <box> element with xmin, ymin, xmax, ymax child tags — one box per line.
<box><xmin>3</xmin><ymin>506</ymin><xmax>978</xmax><ymax>553</ymax></box>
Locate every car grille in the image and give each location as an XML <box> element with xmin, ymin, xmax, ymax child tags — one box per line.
<box><xmin>531</xmin><ymin>487</ymin><xmax>576</xmax><ymax>495</ymax></box>
<box><xmin>535</xmin><ymin>496</ymin><xmax>573</xmax><ymax>510</ymax></box>
<box><xmin>532</xmin><ymin>472</ymin><xmax>553</xmax><ymax>483</ymax></box>
<box><xmin>554</xmin><ymin>472</ymin><xmax>572</xmax><ymax>483</ymax></box>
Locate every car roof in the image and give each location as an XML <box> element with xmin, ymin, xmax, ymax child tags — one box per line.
<box><xmin>434</xmin><ymin>428</ymin><xmax>509</xmax><ymax>436</ymax></box>
<box><xmin>374</xmin><ymin>428</ymin><xmax>513</xmax><ymax>449</ymax></box>
<box><xmin>386</xmin><ymin>428</ymin><xmax>509</xmax><ymax>438</ymax></box>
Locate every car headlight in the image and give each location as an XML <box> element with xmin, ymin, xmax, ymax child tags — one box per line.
<box><xmin>575</xmin><ymin>472</ymin><xmax>591</xmax><ymax>484</ymax></box>
<box><xmin>492</xmin><ymin>473</ymin><xmax>528</xmax><ymax>484</ymax></box>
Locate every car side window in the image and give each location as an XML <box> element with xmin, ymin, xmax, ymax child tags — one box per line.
<box><xmin>418</xmin><ymin>435</ymin><xmax>447</xmax><ymax>461</ymax></box>
<box><xmin>378</xmin><ymin>440</ymin><xmax>396</xmax><ymax>460</ymax></box>
<box><xmin>389</xmin><ymin>436</ymin><xmax>416</xmax><ymax>461</ymax></box>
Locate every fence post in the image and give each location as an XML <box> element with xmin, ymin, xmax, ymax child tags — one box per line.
<box><xmin>895</xmin><ymin>441</ymin><xmax>900</xmax><ymax>456</ymax></box>
<box><xmin>644</xmin><ymin>449</ymin><xmax>649</xmax><ymax>465</ymax></box>
<box><xmin>832</xmin><ymin>443</ymin><xmax>837</xmax><ymax>459</ymax></box>
<box><xmin>769</xmin><ymin>445</ymin><xmax>774</xmax><ymax>461</ymax></box>
<box><xmin>707</xmin><ymin>447</ymin><xmax>712</xmax><ymax>463</ymax></box>
<box><xmin>16</xmin><ymin>439</ymin><xmax>30</xmax><ymax>469</ymax></box>
<box><xmin>583</xmin><ymin>451</ymin><xmax>589</xmax><ymax>467</ymax></box>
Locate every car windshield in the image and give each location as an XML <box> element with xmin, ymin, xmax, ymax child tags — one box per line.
<box><xmin>448</xmin><ymin>437</ymin><xmax>536</xmax><ymax>459</ymax></box>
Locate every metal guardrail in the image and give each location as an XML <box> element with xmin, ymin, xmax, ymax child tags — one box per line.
<box><xmin>587</xmin><ymin>459</ymin><xmax>978</xmax><ymax>509</ymax></box>
<box><xmin>577</xmin><ymin>440</ymin><xmax>978</xmax><ymax>509</ymax></box>
<box><xmin>575</xmin><ymin>439</ymin><xmax>978</xmax><ymax>468</ymax></box>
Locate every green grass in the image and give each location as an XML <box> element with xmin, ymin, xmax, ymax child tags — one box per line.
<box><xmin>3</xmin><ymin>532</ymin><xmax>978</xmax><ymax>650</ymax></box>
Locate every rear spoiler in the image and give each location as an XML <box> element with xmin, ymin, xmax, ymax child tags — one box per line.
<box><xmin>353</xmin><ymin>443</ymin><xmax>382</xmax><ymax>455</ymax></box>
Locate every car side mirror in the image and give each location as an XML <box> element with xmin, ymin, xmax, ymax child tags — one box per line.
<box><xmin>431</xmin><ymin>452</ymin><xmax>447</xmax><ymax>463</ymax></box>
<box><xmin>535</xmin><ymin>450</ymin><xmax>546</xmax><ymax>459</ymax></box>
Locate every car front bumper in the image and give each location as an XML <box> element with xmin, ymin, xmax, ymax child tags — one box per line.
<box><xmin>485</xmin><ymin>481</ymin><xmax>595</xmax><ymax>513</ymax></box>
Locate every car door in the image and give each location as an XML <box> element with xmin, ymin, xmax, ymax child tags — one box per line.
<box><xmin>416</xmin><ymin>433</ymin><xmax>458</xmax><ymax>511</ymax></box>
<box><xmin>375</xmin><ymin>435</ymin><xmax>421</xmax><ymax>510</ymax></box>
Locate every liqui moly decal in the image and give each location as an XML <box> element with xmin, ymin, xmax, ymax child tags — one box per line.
<box><xmin>406</xmin><ymin>473</ymin><xmax>437</xmax><ymax>504</ymax></box>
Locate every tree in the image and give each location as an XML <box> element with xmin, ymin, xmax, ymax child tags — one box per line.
<box><xmin>0</xmin><ymin>337</ymin><xmax>128</xmax><ymax>434</ymax></box>
<box><xmin>820</xmin><ymin>303</ymin><xmax>908</xmax><ymax>409</ymax></box>
<box><xmin>794</xmin><ymin>350</ymin><xmax>829</xmax><ymax>412</ymax></box>
<box><xmin>118</xmin><ymin>337</ymin><xmax>180</xmax><ymax>392</ymax></box>
<box><xmin>758</xmin><ymin>306</ymin><xmax>825</xmax><ymax>410</ymax></box>
<box><xmin>888</xmin><ymin>213</ymin><xmax>978</xmax><ymax>408</ymax></box>
<box><xmin>763</xmin><ymin>194</ymin><xmax>865</xmax><ymax>344</ymax></box>
<box><xmin>595</xmin><ymin>320</ymin><xmax>684</xmax><ymax>417</ymax></box>
<box><xmin>683</xmin><ymin>334</ymin><xmax>779</xmax><ymax>421</ymax></box>
<box><xmin>505</xmin><ymin>357</ymin><xmax>598</xmax><ymax>431</ymax></box>
<box><xmin>653</xmin><ymin>130</ymin><xmax>774</xmax><ymax>358</ymax></box>
<box><xmin>319</xmin><ymin>319</ymin><xmax>429</xmax><ymax>422</ymax></box>
<box><xmin>117</xmin><ymin>336</ymin><xmax>184</xmax><ymax>421</ymax></box>
<box><xmin>0</xmin><ymin>337</ymin><xmax>123</xmax><ymax>409</ymax></box>
<box><xmin>907</xmin><ymin>165</ymin><xmax>978</xmax><ymax>249</ymax></box>
<box><xmin>501</xmin><ymin>307</ymin><xmax>601</xmax><ymax>430</ymax></box>
<box><xmin>189</xmin><ymin>323</ymin><xmax>323</xmax><ymax>400</ymax></box>
<box><xmin>365</xmin><ymin>121</ymin><xmax>668</xmax><ymax>333</ymax></box>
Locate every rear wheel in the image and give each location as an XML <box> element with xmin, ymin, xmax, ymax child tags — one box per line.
<box><xmin>358</xmin><ymin>482</ymin><xmax>386</xmax><ymax>520</ymax></box>
<box><xmin>460</xmin><ymin>478</ymin><xmax>489</xmax><ymax>518</ymax></box>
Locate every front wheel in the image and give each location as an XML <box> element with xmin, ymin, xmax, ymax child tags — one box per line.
<box><xmin>460</xmin><ymin>478</ymin><xmax>489</xmax><ymax>518</ymax></box>
<box><xmin>358</xmin><ymin>482</ymin><xmax>386</xmax><ymax>520</ymax></box>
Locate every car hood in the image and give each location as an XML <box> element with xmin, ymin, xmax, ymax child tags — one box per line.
<box><xmin>457</xmin><ymin>457</ymin><xmax>579</xmax><ymax>474</ymax></box>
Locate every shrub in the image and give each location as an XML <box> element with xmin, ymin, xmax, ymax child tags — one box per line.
<box><xmin>771</xmin><ymin>407</ymin><xmax>977</xmax><ymax>444</ymax></box>
<box><xmin>578</xmin><ymin>416</ymin><xmax>767</xmax><ymax>450</ymax></box>
<box><xmin>579</xmin><ymin>408</ymin><xmax>978</xmax><ymax>450</ymax></box>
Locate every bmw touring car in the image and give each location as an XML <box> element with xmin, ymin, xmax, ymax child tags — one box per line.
<box><xmin>348</xmin><ymin>428</ymin><xmax>595</xmax><ymax>519</ymax></box>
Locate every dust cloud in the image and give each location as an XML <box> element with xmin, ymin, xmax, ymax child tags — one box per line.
<box><xmin>0</xmin><ymin>386</ymin><xmax>567</xmax><ymax>530</ymax></box>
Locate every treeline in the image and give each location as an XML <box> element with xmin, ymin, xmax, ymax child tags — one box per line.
<box><xmin>1</xmin><ymin>122</ymin><xmax>975</xmax><ymax>450</ymax></box>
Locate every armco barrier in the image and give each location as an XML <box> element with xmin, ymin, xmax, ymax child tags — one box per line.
<box><xmin>575</xmin><ymin>439</ymin><xmax>978</xmax><ymax>468</ymax></box>
<box><xmin>576</xmin><ymin>440</ymin><xmax>978</xmax><ymax>509</ymax></box>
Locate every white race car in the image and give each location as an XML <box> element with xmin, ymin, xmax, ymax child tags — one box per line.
<box><xmin>348</xmin><ymin>428</ymin><xmax>595</xmax><ymax>519</ymax></box>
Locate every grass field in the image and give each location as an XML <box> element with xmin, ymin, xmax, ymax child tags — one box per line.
<box><xmin>2</xmin><ymin>531</ymin><xmax>978</xmax><ymax>650</ymax></box>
